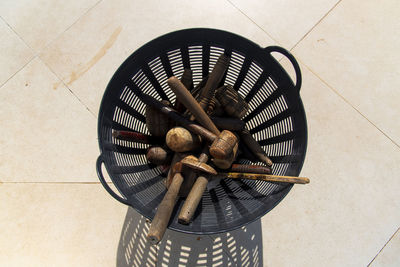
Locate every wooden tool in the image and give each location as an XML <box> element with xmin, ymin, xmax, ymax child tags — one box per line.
<box><xmin>209</xmin><ymin>130</ymin><xmax>238</xmax><ymax>159</ymax></box>
<box><xmin>178</xmin><ymin>174</ymin><xmax>209</xmax><ymax>225</ymax></box>
<box><xmin>227</xmin><ymin>164</ymin><xmax>272</xmax><ymax>174</ymax></box>
<box><xmin>212</xmin><ymin>142</ymin><xmax>238</xmax><ymax>169</ymax></box>
<box><xmin>197</xmin><ymin>54</ymin><xmax>230</xmax><ymax>110</ymax></box>
<box><xmin>239</xmin><ymin>128</ymin><xmax>273</xmax><ymax>167</ymax></box>
<box><xmin>174</xmin><ymin>68</ymin><xmax>193</xmax><ymax>113</ymax></box>
<box><xmin>166</xmin><ymin>127</ymin><xmax>201</xmax><ymax>152</ymax></box>
<box><xmin>112</xmin><ymin>130</ymin><xmax>161</xmax><ymax>144</ymax></box>
<box><xmin>145</xmin><ymin>100</ymin><xmax>173</xmax><ymax>137</ymax></box>
<box><xmin>140</xmin><ymin>93</ymin><xmax>238</xmax><ymax>161</ymax></box>
<box><xmin>181</xmin><ymin>155</ymin><xmax>217</xmax><ymax>175</ymax></box>
<box><xmin>215</xmin><ymin>85</ymin><xmax>249</xmax><ymax>119</ymax></box>
<box><xmin>146</xmin><ymin>146</ymin><xmax>173</xmax><ymax>165</ymax></box>
<box><xmin>166</xmin><ymin>153</ymin><xmax>188</xmax><ymax>188</ymax></box>
<box><xmin>140</xmin><ymin>94</ymin><xmax>217</xmax><ymax>143</ymax></box>
<box><xmin>147</xmin><ymin>162</ymin><xmax>184</xmax><ymax>244</ymax></box>
<box><xmin>218</xmin><ymin>172</ymin><xmax>310</xmax><ymax>184</ymax></box>
<box><xmin>178</xmin><ymin>147</ymin><xmax>209</xmax><ymax>197</ymax></box>
<box><xmin>167</xmin><ymin>76</ymin><xmax>220</xmax><ymax>135</ymax></box>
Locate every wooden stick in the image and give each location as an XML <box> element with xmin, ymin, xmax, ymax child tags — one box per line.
<box><xmin>174</xmin><ymin>68</ymin><xmax>193</xmax><ymax>113</ymax></box>
<box><xmin>167</xmin><ymin>76</ymin><xmax>220</xmax><ymax>135</ymax></box>
<box><xmin>147</xmin><ymin>163</ymin><xmax>184</xmax><ymax>244</ymax></box>
<box><xmin>178</xmin><ymin>175</ymin><xmax>209</xmax><ymax>225</ymax></box>
<box><xmin>219</xmin><ymin>172</ymin><xmax>310</xmax><ymax>184</ymax></box>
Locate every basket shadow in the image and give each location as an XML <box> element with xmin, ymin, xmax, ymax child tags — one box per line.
<box><xmin>116</xmin><ymin>207</ymin><xmax>263</xmax><ymax>267</ymax></box>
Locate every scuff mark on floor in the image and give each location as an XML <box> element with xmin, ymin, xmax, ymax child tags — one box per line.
<box><xmin>67</xmin><ymin>26</ymin><xmax>122</xmax><ymax>85</ymax></box>
<box><xmin>53</xmin><ymin>26</ymin><xmax>122</xmax><ymax>90</ymax></box>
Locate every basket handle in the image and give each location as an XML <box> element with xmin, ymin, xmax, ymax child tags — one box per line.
<box><xmin>96</xmin><ymin>154</ymin><xmax>130</xmax><ymax>205</ymax></box>
<box><xmin>264</xmin><ymin>46</ymin><xmax>302</xmax><ymax>92</ymax></box>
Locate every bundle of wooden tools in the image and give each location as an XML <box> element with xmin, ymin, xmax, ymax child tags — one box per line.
<box><xmin>112</xmin><ymin>54</ymin><xmax>310</xmax><ymax>244</ymax></box>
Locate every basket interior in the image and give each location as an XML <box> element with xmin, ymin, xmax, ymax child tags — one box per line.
<box><xmin>98</xmin><ymin>29</ymin><xmax>307</xmax><ymax>234</ymax></box>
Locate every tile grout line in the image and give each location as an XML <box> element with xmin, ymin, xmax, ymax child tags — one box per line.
<box><xmin>299</xmin><ymin>59</ymin><xmax>400</xmax><ymax>149</ymax></box>
<box><xmin>290</xmin><ymin>0</ymin><xmax>343</xmax><ymax>51</ymax></box>
<box><xmin>39</xmin><ymin>57</ymin><xmax>97</xmax><ymax>118</ymax></box>
<box><xmin>38</xmin><ymin>0</ymin><xmax>104</xmax><ymax>56</ymax></box>
<box><xmin>0</xmin><ymin>55</ymin><xmax>37</xmax><ymax>89</ymax></box>
<box><xmin>225</xmin><ymin>0</ymin><xmax>282</xmax><ymax>47</ymax></box>
<box><xmin>367</xmin><ymin>226</ymin><xmax>400</xmax><ymax>266</ymax></box>
<box><xmin>0</xmin><ymin>15</ymin><xmax>35</xmax><ymax>52</ymax></box>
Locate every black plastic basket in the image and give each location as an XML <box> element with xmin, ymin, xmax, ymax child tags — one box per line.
<box><xmin>96</xmin><ymin>28</ymin><xmax>307</xmax><ymax>234</ymax></box>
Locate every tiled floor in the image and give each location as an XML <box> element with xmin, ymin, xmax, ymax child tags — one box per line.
<box><xmin>1</xmin><ymin>0</ymin><xmax>399</xmax><ymax>266</ymax></box>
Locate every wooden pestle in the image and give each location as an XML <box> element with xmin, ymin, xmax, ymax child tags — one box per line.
<box><xmin>147</xmin><ymin>162</ymin><xmax>184</xmax><ymax>244</ymax></box>
<box><xmin>174</xmin><ymin>69</ymin><xmax>193</xmax><ymax>113</ymax></box>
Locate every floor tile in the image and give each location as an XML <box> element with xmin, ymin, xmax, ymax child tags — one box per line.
<box><xmin>0</xmin><ymin>18</ymin><xmax>34</xmax><ymax>86</ymax></box>
<box><xmin>258</xmin><ymin>62</ymin><xmax>400</xmax><ymax>266</ymax></box>
<box><xmin>229</xmin><ymin>0</ymin><xmax>339</xmax><ymax>48</ymax></box>
<box><xmin>0</xmin><ymin>58</ymin><xmax>98</xmax><ymax>182</ymax></box>
<box><xmin>370</xmin><ymin>228</ymin><xmax>400</xmax><ymax>267</ymax></box>
<box><xmin>40</xmin><ymin>0</ymin><xmax>276</xmax><ymax>116</ymax></box>
<box><xmin>0</xmin><ymin>183</ymin><xmax>127</xmax><ymax>267</ymax></box>
<box><xmin>293</xmin><ymin>0</ymin><xmax>400</xmax><ymax>145</ymax></box>
<box><xmin>0</xmin><ymin>0</ymin><xmax>100</xmax><ymax>52</ymax></box>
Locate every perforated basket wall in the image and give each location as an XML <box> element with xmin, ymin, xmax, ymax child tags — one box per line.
<box><xmin>96</xmin><ymin>28</ymin><xmax>307</xmax><ymax>234</ymax></box>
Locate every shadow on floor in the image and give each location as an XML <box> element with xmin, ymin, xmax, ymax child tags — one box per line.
<box><xmin>116</xmin><ymin>207</ymin><xmax>263</xmax><ymax>267</ymax></box>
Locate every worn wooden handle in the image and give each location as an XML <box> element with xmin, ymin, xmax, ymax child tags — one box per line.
<box><xmin>178</xmin><ymin>175</ymin><xmax>209</xmax><ymax>224</ymax></box>
<box><xmin>167</xmin><ymin>77</ymin><xmax>220</xmax><ymax>135</ymax></box>
<box><xmin>147</xmin><ymin>171</ymin><xmax>184</xmax><ymax>244</ymax></box>
<box><xmin>223</xmin><ymin>172</ymin><xmax>310</xmax><ymax>184</ymax></box>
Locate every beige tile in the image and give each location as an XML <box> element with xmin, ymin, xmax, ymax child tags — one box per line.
<box><xmin>294</xmin><ymin>0</ymin><xmax>400</xmax><ymax>145</ymax></box>
<box><xmin>0</xmin><ymin>183</ymin><xmax>127</xmax><ymax>267</ymax></box>
<box><xmin>0</xmin><ymin>18</ymin><xmax>34</xmax><ymax>86</ymax></box>
<box><xmin>40</xmin><ymin>0</ymin><xmax>276</xmax><ymax>116</ymax></box>
<box><xmin>0</xmin><ymin>58</ymin><xmax>99</xmax><ymax>182</ymax></box>
<box><xmin>0</xmin><ymin>0</ymin><xmax>100</xmax><ymax>51</ymax></box>
<box><xmin>258</xmin><ymin>62</ymin><xmax>400</xmax><ymax>266</ymax></box>
<box><xmin>370</xmin><ymin>228</ymin><xmax>400</xmax><ymax>267</ymax></box>
<box><xmin>229</xmin><ymin>0</ymin><xmax>339</xmax><ymax>48</ymax></box>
